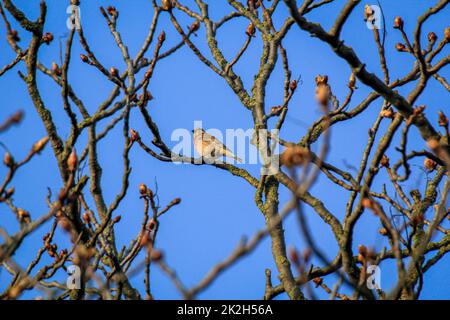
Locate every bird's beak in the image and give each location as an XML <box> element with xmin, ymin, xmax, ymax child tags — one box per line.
<box><xmin>191</xmin><ymin>129</ymin><xmax>195</xmax><ymax>133</ymax></box>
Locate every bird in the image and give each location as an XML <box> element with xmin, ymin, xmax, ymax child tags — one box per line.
<box><xmin>192</xmin><ymin>128</ymin><xmax>242</xmax><ymax>163</ymax></box>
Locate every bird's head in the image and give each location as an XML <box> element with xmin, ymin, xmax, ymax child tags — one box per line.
<box><xmin>192</xmin><ymin>128</ymin><xmax>205</xmax><ymax>140</ymax></box>
<box><xmin>192</xmin><ymin>128</ymin><xmax>204</xmax><ymax>134</ymax></box>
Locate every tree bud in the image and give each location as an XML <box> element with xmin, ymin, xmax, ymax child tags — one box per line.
<box><xmin>445</xmin><ymin>27</ymin><xmax>450</xmax><ymax>42</ymax></box>
<box><xmin>10</xmin><ymin>29</ymin><xmax>20</xmax><ymax>42</ymax></box>
<box><xmin>190</xmin><ymin>20</ymin><xmax>200</xmax><ymax>32</ymax></box>
<box><xmin>246</xmin><ymin>23</ymin><xmax>255</xmax><ymax>37</ymax></box>
<box><xmin>42</xmin><ymin>32</ymin><xmax>54</xmax><ymax>45</ymax></box>
<box><xmin>394</xmin><ymin>16</ymin><xmax>403</xmax><ymax>29</ymax></box>
<box><xmin>82</xmin><ymin>212</ymin><xmax>90</xmax><ymax>224</ymax></box>
<box><xmin>395</xmin><ymin>43</ymin><xmax>406</xmax><ymax>52</ymax></box>
<box><xmin>161</xmin><ymin>0</ymin><xmax>173</xmax><ymax>11</ymax></box>
<box><xmin>3</xmin><ymin>152</ymin><xmax>14</xmax><ymax>167</ymax></box>
<box><xmin>80</xmin><ymin>54</ymin><xmax>89</xmax><ymax>63</ymax></box>
<box><xmin>438</xmin><ymin>111</ymin><xmax>448</xmax><ymax>127</ymax></box>
<box><xmin>428</xmin><ymin>32</ymin><xmax>437</xmax><ymax>43</ymax></box>
<box><xmin>139</xmin><ymin>183</ymin><xmax>148</xmax><ymax>196</ymax></box>
<box><xmin>150</xmin><ymin>249</ymin><xmax>163</xmax><ymax>261</ymax></box>
<box><xmin>67</xmin><ymin>149</ymin><xmax>78</xmax><ymax>172</ymax></box>
<box><xmin>158</xmin><ymin>31</ymin><xmax>166</xmax><ymax>43</ymax></box>
<box><xmin>32</xmin><ymin>136</ymin><xmax>49</xmax><ymax>153</ymax></box>
<box><xmin>380</xmin><ymin>155</ymin><xmax>390</xmax><ymax>168</ymax></box>
<box><xmin>110</xmin><ymin>67</ymin><xmax>119</xmax><ymax>77</ymax></box>
<box><xmin>130</xmin><ymin>129</ymin><xmax>140</xmax><ymax>142</ymax></box>
<box><xmin>290</xmin><ymin>79</ymin><xmax>297</xmax><ymax>92</ymax></box>
<box><xmin>424</xmin><ymin>158</ymin><xmax>437</xmax><ymax>171</ymax></box>
<box><xmin>51</xmin><ymin>62</ymin><xmax>62</xmax><ymax>76</ymax></box>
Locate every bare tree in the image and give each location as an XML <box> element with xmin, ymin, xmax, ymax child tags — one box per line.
<box><xmin>0</xmin><ymin>0</ymin><xmax>448</xmax><ymax>300</ymax></box>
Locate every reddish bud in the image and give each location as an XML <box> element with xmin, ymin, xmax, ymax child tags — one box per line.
<box><xmin>190</xmin><ymin>20</ymin><xmax>200</xmax><ymax>32</ymax></box>
<box><xmin>139</xmin><ymin>183</ymin><xmax>148</xmax><ymax>196</ymax></box>
<box><xmin>67</xmin><ymin>149</ymin><xmax>78</xmax><ymax>172</ymax></box>
<box><xmin>424</xmin><ymin>158</ymin><xmax>437</xmax><ymax>171</ymax></box>
<box><xmin>438</xmin><ymin>111</ymin><xmax>448</xmax><ymax>127</ymax></box>
<box><xmin>161</xmin><ymin>0</ymin><xmax>173</xmax><ymax>11</ymax></box>
<box><xmin>80</xmin><ymin>54</ymin><xmax>89</xmax><ymax>63</ymax></box>
<box><xmin>3</xmin><ymin>152</ymin><xmax>14</xmax><ymax>167</ymax></box>
<box><xmin>428</xmin><ymin>32</ymin><xmax>437</xmax><ymax>43</ymax></box>
<box><xmin>289</xmin><ymin>79</ymin><xmax>298</xmax><ymax>92</ymax></box>
<box><xmin>42</xmin><ymin>32</ymin><xmax>54</xmax><ymax>45</ymax></box>
<box><xmin>445</xmin><ymin>27</ymin><xmax>450</xmax><ymax>42</ymax></box>
<box><xmin>130</xmin><ymin>129</ymin><xmax>140</xmax><ymax>142</ymax></box>
<box><xmin>245</xmin><ymin>23</ymin><xmax>255</xmax><ymax>37</ymax></box>
<box><xmin>288</xmin><ymin>247</ymin><xmax>299</xmax><ymax>265</ymax></box>
<box><xmin>10</xmin><ymin>29</ymin><xmax>20</xmax><ymax>42</ymax></box>
<box><xmin>150</xmin><ymin>249</ymin><xmax>163</xmax><ymax>261</ymax></box>
<box><xmin>395</xmin><ymin>43</ymin><xmax>407</xmax><ymax>52</ymax></box>
<box><xmin>380</xmin><ymin>155</ymin><xmax>390</xmax><ymax>168</ymax></box>
<box><xmin>106</xmin><ymin>6</ymin><xmax>118</xmax><ymax>16</ymax></box>
<box><xmin>5</xmin><ymin>187</ymin><xmax>15</xmax><ymax>198</ymax></box>
<box><xmin>110</xmin><ymin>67</ymin><xmax>119</xmax><ymax>77</ymax></box>
<box><xmin>51</xmin><ymin>62</ymin><xmax>62</xmax><ymax>76</ymax></box>
<box><xmin>362</xmin><ymin>197</ymin><xmax>374</xmax><ymax>210</ymax></box>
<box><xmin>312</xmin><ymin>277</ymin><xmax>323</xmax><ymax>287</ymax></box>
<box><xmin>32</xmin><ymin>136</ymin><xmax>49</xmax><ymax>153</ymax></box>
<box><xmin>10</xmin><ymin>110</ymin><xmax>24</xmax><ymax>123</ymax></box>
<box><xmin>393</xmin><ymin>16</ymin><xmax>403</xmax><ymax>29</ymax></box>
<box><xmin>82</xmin><ymin>212</ymin><xmax>90</xmax><ymax>224</ymax></box>
<box><xmin>158</xmin><ymin>31</ymin><xmax>166</xmax><ymax>43</ymax></box>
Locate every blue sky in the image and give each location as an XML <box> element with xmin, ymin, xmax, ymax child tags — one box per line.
<box><xmin>0</xmin><ymin>0</ymin><xmax>449</xmax><ymax>299</ymax></box>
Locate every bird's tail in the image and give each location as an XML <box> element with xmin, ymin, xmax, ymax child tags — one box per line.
<box><xmin>224</xmin><ymin>150</ymin><xmax>243</xmax><ymax>163</ymax></box>
<box><xmin>233</xmin><ymin>155</ymin><xmax>243</xmax><ymax>163</ymax></box>
<box><xmin>230</xmin><ymin>153</ymin><xmax>242</xmax><ymax>163</ymax></box>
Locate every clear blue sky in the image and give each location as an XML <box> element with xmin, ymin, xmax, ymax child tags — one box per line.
<box><xmin>0</xmin><ymin>0</ymin><xmax>448</xmax><ymax>299</ymax></box>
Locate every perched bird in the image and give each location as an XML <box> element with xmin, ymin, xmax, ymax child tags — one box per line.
<box><xmin>192</xmin><ymin>128</ymin><xmax>242</xmax><ymax>163</ymax></box>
